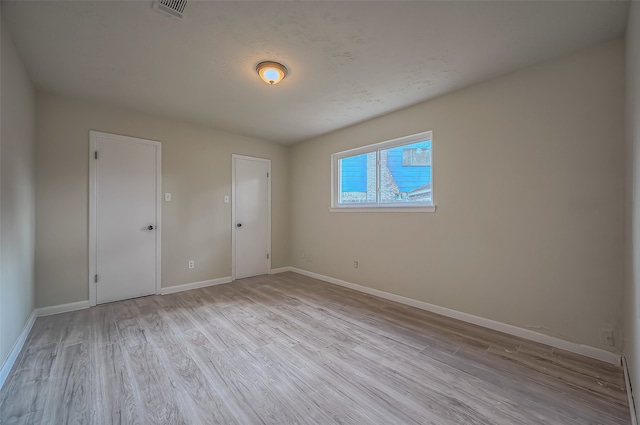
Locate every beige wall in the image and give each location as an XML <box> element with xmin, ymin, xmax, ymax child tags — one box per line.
<box><xmin>35</xmin><ymin>93</ymin><xmax>289</xmax><ymax>307</ymax></box>
<box><xmin>0</xmin><ymin>22</ymin><xmax>36</xmax><ymax>368</ymax></box>
<box><xmin>291</xmin><ymin>39</ymin><xmax>625</xmax><ymax>352</ymax></box>
<box><xmin>624</xmin><ymin>0</ymin><xmax>640</xmax><ymax>419</ymax></box>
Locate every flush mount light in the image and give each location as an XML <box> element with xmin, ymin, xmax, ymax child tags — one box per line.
<box><xmin>256</xmin><ymin>61</ymin><xmax>288</xmax><ymax>85</ymax></box>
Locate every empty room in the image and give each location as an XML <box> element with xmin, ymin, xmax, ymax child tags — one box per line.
<box><xmin>1</xmin><ymin>0</ymin><xmax>640</xmax><ymax>423</ymax></box>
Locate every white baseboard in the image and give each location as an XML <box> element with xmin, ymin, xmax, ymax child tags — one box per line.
<box><xmin>161</xmin><ymin>276</ymin><xmax>232</xmax><ymax>295</ymax></box>
<box><xmin>288</xmin><ymin>267</ymin><xmax>621</xmax><ymax>365</ymax></box>
<box><xmin>0</xmin><ymin>310</ymin><xmax>37</xmax><ymax>390</ymax></box>
<box><xmin>35</xmin><ymin>277</ymin><xmax>236</xmax><ymax>313</ymax></box>
<box><xmin>36</xmin><ymin>300</ymin><xmax>90</xmax><ymax>317</ymax></box>
<box><xmin>270</xmin><ymin>267</ymin><xmax>293</xmax><ymax>274</ymax></box>
<box><xmin>624</xmin><ymin>355</ymin><xmax>639</xmax><ymax>425</ymax></box>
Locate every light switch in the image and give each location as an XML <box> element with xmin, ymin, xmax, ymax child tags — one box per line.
<box><xmin>165</xmin><ymin>192</ymin><xmax>172</xmax><ymax>202</ymax></box>
<box><xmin>224</xmin><ymin>195</ymin><xmax>229</xmax><ymax>203</ymax></box>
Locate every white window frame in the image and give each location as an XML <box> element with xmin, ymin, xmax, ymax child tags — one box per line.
<box><xmin>330</xmin><ymin>130</ymin><xmax>436</xmax><ymax>213</ymax></box>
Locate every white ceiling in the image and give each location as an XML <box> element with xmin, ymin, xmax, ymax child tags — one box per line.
<box><xmin>1</xmin><ymin>0</ymin><xmax>630</xmax><ymax>144</ymax></box>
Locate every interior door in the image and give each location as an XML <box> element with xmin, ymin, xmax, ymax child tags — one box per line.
<box><xmin>233</xmin><ymin>155</ymin><xmax>270</xmax><ymax>279</ymax></box>
<box><xmin>90</xmin><ymin>131</ymin><xmax>161</xmax><ymax>304</ymax></box>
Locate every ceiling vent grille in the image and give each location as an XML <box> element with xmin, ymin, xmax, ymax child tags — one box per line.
<box><xmin>154</xmin><ymin>0</ymin><xmax>187</xmax><ymax>19</ymax></box>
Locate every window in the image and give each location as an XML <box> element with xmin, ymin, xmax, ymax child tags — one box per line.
<box><xmin>331</xmin><ymin>131</ymin><xmax>435</xmax><ymax>212</ymax></box>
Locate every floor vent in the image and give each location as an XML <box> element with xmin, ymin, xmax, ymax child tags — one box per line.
<box><xmin>154</xmin><ymin>0</ymin><xmax>187</xmax><ymax>19</ymax></box>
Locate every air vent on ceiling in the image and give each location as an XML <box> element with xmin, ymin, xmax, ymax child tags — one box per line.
<box><xmin>154</xmin><ymin>0</ymin><xmax>187</xmax><ymax>19</ymax></box>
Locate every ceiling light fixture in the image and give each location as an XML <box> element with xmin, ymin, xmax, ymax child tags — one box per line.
<box><xmin>256</xmin><ymin>61</ymin><xmax>288</xmax><ymax>85</ymax></box>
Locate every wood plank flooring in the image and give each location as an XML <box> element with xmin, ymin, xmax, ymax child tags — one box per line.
<box><xmin>0</xmin><ymin>272</ymin><xmax>630</xmax><ymax>424</ymax></box>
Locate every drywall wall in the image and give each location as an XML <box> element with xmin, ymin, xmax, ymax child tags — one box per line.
<box><xmin>624</xmin><ymin>0</ymin><xmax>640</xmax><ymax>419</ymax></box>
<box><xmin>0</xmin><ymin>22</ymin><xmax>36</xmax><ymax>370</ymax></box>
<box><xmin>291</xmin><ymin>39</ymin><xmax>625</xmax><ymax>352</ymax></box>
<box><xmin>35</xmin><ymin>93</ymin><xmax>289</xmax><ymax>307</ymax></box>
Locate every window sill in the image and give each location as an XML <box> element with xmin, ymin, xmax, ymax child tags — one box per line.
<box><xmin>329</xmin><ymin>205</ymin><xmax>436</xmax><ymax>213</ymax></box>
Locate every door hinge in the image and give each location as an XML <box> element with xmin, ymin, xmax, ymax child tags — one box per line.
<box><xmin>267</xmin><ymin>172</ymin><xmax>269</xmax><ymax>178</ymax></box>
<box><xmin>94</xmin><ymin>274</ymin><xmax>98</xmax><ymax>283</ymax></box>
<box><xmin>267</xmin><ymin>253</ymin><xmax>270</xmax><ymax>260</ymax></box>
<box><xmin>94</xmin><ymin>151</ymin><xmax>98</xmax><ymax>159</ymax></box>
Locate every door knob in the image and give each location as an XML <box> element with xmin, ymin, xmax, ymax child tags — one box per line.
<box><xmin>147</xmin><ymin>225</ymin><xmax>155</xmax><ymax>230</ymax></box>
<box><xmin>236</xmin><ymin>223</ymin><xmax>242</xmax><ymax>228</ymax></box>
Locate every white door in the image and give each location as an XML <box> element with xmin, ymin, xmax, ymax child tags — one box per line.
<box><xmin>233</xmin><ymin>155</ymin><xmax>270</xmax><ymax>279</ymax></box>
<box><xmin>89</xmin><ymin>131</ymin><xmax>161</xmax><ymax>305</ymax></box>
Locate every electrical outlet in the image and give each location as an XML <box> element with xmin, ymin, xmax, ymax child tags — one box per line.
<box><xmin>600</xmin><ymin>329</ymin><xmax>615</xmax><ymax>346</ymax></box>
<box><xmin>354</xmin><ymin>261</ymin><xmax>358</xmax><ymax>269</ymax></box>
<box><xmin>188</xmin><ymin>260</ymin><xmax>195</xmax><ymax>269</ymax></box>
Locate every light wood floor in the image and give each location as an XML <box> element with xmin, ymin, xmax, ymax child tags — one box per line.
<box><xmin>0</xmin><ymin>272</ymin><xmax>630</xmax><ymax>424</ymax></box>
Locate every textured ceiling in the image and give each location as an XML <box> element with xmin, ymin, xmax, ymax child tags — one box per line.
<box><xmin>1</xmin><ymin>0</ymin><xmax>630</xmax><ymax>144</ymax></box>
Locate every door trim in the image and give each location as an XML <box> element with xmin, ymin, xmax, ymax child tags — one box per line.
<box><xmin>231</xmin><ymin>154</ymin><xmax>271</xmax><ymax>281</ymax></box>
<box><xmin>88</xmin><ymin>130</ymin><xmax>162</xmax><ymax>306</ymax></box>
